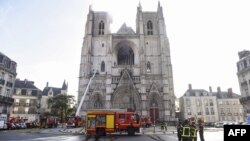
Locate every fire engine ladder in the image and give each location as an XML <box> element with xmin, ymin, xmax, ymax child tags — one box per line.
<box><xmin>75</xmin><ymin>70</ymin><xmax>97</xmax><ymax>117</ymax></box>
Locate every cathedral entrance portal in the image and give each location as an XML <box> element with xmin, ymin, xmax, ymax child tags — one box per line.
<box><xmin>148</xmin><ymin>93</ymin><xmax>161</xmax><ymax>123</ymax></box>
<box><xmin>112</xmin><ymin>69</ymin><xmax>140</xmax><ymax>112</ymax></box>
<box><xmin>150</xmin><ymin>106</ymin><xmax>159</xmax><ymax>124</ymax></box>
<box><xmin>112</xmin><ymin>85</ymin><xmax>140</xmax><ymax>111</ymax></box>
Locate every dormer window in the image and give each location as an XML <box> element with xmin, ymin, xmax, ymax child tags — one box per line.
<box><xmin>147</xmin><ymin>20</ymin><xmax>153</xmax><ymax>35</ymax></box>
<box><xmin>99</xmin><ymin>21</ymin><xmax>104</xmax><ymax>35</ymax></box>
<box><xmin>49</xmin><ymin>92</ymin><xmax>53</xmax><ymax>96</ymax></box>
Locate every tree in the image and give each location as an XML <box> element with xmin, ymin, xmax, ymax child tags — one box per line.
<box><xmin>47</xmin><ymin>94</ymin><xmax>75</xmax><ymax>123</ymax></box>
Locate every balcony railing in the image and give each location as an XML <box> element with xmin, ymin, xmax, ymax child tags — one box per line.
<box><xmin>12</xmin><ymin>111</ymin><xmax>38</xmax><ymax>114</ymax></box>
<box><xmin>0</xmin><ymin>95</ymin><xmax>14</xmax><ymax>104</ymax></box>
<box><xmin>221</xmin><ymin>113</ymin><xmax>225</xmax><ymax>116</ymax></box>
<box><xmin>112</xmin><ymin>76</ymin><xmax>140</xmax><ymax>84</ymax></box>
<box><xmin>1</xmin><ymin>109</ymin><xmax>7</xmax><ymax>114</ymax></box>
<box><xmin>239</xmin><ymin>96</ymin><xmax>250</xmax><ymax>104</ymax></box>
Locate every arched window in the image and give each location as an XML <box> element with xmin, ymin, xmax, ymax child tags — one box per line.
<box><xmin>101</xmin><ymin>61</ymin><xmax>105</xmax><ymax>72</ymax></box>
<box><xmin>117</xmin><ymin>46</ymin><xmax>134</xmax><ymax>65</ymax></box>
<box><xmin>99</xmin><ymin>21</ymin><xmax>104</xmax><ymax>35</ymax></box>
<box><xmin>146</xmin><ymin>61</ymin><xmax>151</xmax><ymax>72</ymax></box>
<box><xmin>94</xmin><ymin>98</ymin><xmax>102</xmax><ymax>109</ymax></box>
<box><xmin>147</xmin><ymin>20</ymin><xmax>153</xmax><ymax>35</ymax></box>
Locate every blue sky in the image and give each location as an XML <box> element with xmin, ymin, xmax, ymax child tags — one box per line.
<box><xmin>1</xmin><ymin>0</ymin><xmax>250</xmax><ymax>99</ymax></box>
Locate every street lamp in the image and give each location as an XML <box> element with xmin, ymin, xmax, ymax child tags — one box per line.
<box><xmin>153</xmin><ymin>103</ymin><xmax>155</xmax><ymax>133</ymax></box>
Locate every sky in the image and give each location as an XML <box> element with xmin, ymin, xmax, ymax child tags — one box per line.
<box><xmin>1</xmin><ymin>0</ymin><xmax>250</xmax><ymax>99</ymax></box>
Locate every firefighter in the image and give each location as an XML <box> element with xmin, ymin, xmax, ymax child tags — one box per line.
<box><xmin>161</xmin><ymin>121</ymin><xmax>167</xmax><ymax>131</ymax></box>
<box><xmin>180</xmin><ymin>119</ymin><xmax>191</xmax><ymax>141</ymax></box>
<box><xmin>161</xmin><ymin>121</ymin><xmax>164</xmax><ymax>131</ymax></box>
<box><xmin>190</xmin><ymin>121</ymin><xmax>198</xmax><ymax>141</ymax></box>
<box><xmin>176</xmin><ymin>120</ymin><xmax>183</xmax><ymax>141</ymax></box>
<box><xmin>198</xmin><ymin>121</ymin><xmax>205</xmax><ymax>141</ymax></box>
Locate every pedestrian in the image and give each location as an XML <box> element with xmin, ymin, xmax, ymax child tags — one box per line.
<box><xmin>198</xmin><ymin>121</ymin><xmax>205</xmax><ymax>141</ymax></box>
<box><xmin>176</xmin><ymin>120</ymin><xmax>182</xmax><ymax>141</ymax></box>
<box><xmin>180</xmin><ymin>119</ymin><xmax>191</xmax><ymax>141</ymax></box>
<box><xmin>164</xmin><ymin>121</ymin><xmax>167</xmax><ymax>131</ymax></box>
<box><xmin>190</xmin><ymin>122</ymin><xmax>198</xmax><ymax>141</ymax></box>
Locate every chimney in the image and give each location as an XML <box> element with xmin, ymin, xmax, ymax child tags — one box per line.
<box><xmin>209</xmin><ymin>86</ymin><xmax>212</xmax><ymax>93</ymax></box>
<box><xmin>228</xmin><ymin>88</ymin><xmax>233</xmax><ymax>98</ymax></box>
<box><xmin>217</xmin><ymin>87</ymin><xmax>221</xmax><ymax>93</ymax></box>
<box><xmin>188</xmin><ymin>84</ymin><xmax>192</xmax><ymax>90</ymax></box>
<box><xmin>24</xmin><ymin>79</ymin><xmax>27</xmax><ymax>84</ymax></box>
<box><xmin>46</xmin><ymin>82</ymin><xmax>49</xmax><ymax>87</ymax></box>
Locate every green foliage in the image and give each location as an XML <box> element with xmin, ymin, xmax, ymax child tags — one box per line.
<box><xmin>47</xmin><ymin>94</ymin><xmax>75</xmax><ymax>122</ymax></box>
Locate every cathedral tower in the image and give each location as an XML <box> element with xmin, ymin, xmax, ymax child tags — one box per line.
<box><xmin>78</xmin><ymin>3</ymin><xmax>176</xmax><ymax>123</ymax></box>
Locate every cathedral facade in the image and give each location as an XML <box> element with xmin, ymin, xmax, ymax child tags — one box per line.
<box><xmin>78</xmin><ymin>3</ymin><xmax>176</xmax><ymax>122</ymax></box>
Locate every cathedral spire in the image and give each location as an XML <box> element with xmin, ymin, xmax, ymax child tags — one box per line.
<box><xmin>89</xmin><ymin>5</ymin><xmax>92</xmax><ymax>12</ymax></box>
<box><xmin>157</xmin><ymin>0</ymin><xmax>163</xmax><ymax>18</ymax></box>
<box><xmin>157</xmin><ymin>0</ymin><xmax>161</xmax><ymax>11</ymax></box>
<box><xmin>138</xmin><ymin>1</ymin><xmax>142</xmax><ymax>11</ymax></box>
<box><xmin>62</xmin><ymin>80</ymin><xmax>68</xmax><ymax>90</ymax></box>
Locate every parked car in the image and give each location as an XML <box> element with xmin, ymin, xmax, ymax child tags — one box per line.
<box><xmin>241</xmin><ymin>122</ymin><xmax>249</xmax><ymax>125</ymax></box>
<box><xmin>19</xmin><ymin>123</ymin><xmax>27</xmax><ymax>129</ymax></box>
<box><xmin>214</xmin><ymin>121</ymin><xmax>224</xmax><ymax>128</ymax></box>
<box><xmin>7</xmin><ymin>123</ymin><xmax>16</xmax><ymax>130</ymax></box>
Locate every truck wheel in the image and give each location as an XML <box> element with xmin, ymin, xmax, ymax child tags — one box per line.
<box><xmin>96</xmin><ymin>128</ymin><xmax>105</xmax><ymax>136</ymax></box>
<box><xmin>127</xmin><ymin>127</ymin><xmax>135</xmax><ymax>136</ymax></box>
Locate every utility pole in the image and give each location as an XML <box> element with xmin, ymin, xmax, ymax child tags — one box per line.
<box><xmin>153</xmin><ymin>103</ymin><xmax>156</xmax><ymax>133</ymax></box>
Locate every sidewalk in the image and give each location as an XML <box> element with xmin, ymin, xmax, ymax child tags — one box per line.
<box><xmin>11</xmin><ymin>125</ymin><xmax>219</xmax><ymax>136</ymax></box>
<box><xmin>57</xmin><ymin>125</ymin><xmax>177</xmax><ymax>135</ymax></box>
<box><xmin>141</xmin><ymin>125</ymin><xmax>177</xmax><ymax>135</ymax></box>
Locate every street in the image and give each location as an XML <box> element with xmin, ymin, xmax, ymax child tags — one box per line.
<box><xmin>0</xmin><ymin>127</ymin><xmax>224</xmax><ymax>141</ymax></box>
<box><xmin>0</xmin><ymin>132</ymin><xmax>168</xmax><ymax>141</ymax></box>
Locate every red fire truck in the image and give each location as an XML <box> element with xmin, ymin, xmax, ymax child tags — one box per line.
<box><xmin>66</xmin><ymin>116</ymin><xmax>82</xmax><ymax>128</ymax></box>
<box><xmin>40</xmin><ymin>115</ymin><xmax>58</xmax><ymax>128</ymax></box>
<box><xmin>86</xmin><ymin>109</ymin><xmax>141</xmax><ymax>136</ymax></box>
<box><xmin>140</xmin><ymin>116</ymin><xmax>152</xmax><ymax>128</ymax></box>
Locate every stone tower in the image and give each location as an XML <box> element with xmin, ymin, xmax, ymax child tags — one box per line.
<box><xmin>78</xmin><ymin>2</ymin><xmax>176</xmax><ymax>123</ymax></box>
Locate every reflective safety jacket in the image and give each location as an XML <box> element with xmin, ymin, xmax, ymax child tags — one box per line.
<box><xmin>180</xmin><ymin>124</ymin><xmax>190</xmax><ymax>137</ymax></box>
<box><xmin>177</xmin><ymin>124</ymin><xmax>182</xmax><ymax>134</ymax></box>
<box><xmin>190</xmin><ymin>125</ymin><xmax>198</xmax><ymax>137</ymax></box>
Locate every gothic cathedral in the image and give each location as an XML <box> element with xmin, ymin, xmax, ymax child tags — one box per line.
<box><xmin>78</xmin><ymin>2</ymin><xmax>176</xmax><ymax>123</ymax></box>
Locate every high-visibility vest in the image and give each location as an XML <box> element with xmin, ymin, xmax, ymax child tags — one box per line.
<box><xmin>177</xmin><ymin>124</ymin><xmax>182</xmax><ymax>133</ymax></box>
<box><xmin>190</xmin><ymin>126</ymin><xmax>198</xmax><ymax>137</ymax></box>
<box><xmin>181</xmin><ymin>125</ymin><xmax>190</xmax><ymax>137</ymax></box>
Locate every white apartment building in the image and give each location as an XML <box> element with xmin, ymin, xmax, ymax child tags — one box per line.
<box><xmin>237</xmin><ymin>50</ymin><xmax>250</xmax><ymax>117</ymax></box>
<box><xmin>179</xmin><ymin>84</ymin><xmax>219</xmax><ymax>125</ymax></box>
<box><xmin>215</xmin><ymin>87</ymin><xmax>244</xmax><ymax>122</ymax></box>
<box><xmin>40</xmin><ymin>81</ymin><xmax>68</xmax><ymax>114</ymax></box>
<box><xmin>0</xmin><ymin>52</ymin><xmax>17</xmax><ymax>116</ymax></box>
<box><xmin>11</xmin><ymin>79</ymin><xmax>41</xmax><ymax>122</ymax></box>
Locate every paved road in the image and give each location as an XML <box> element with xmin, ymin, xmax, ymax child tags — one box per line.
<box><xmin>0</xmin><ymin>126</ymin><xmax>223</xmax><ymax>141</ymax></box>
<box><xmin>0</xmin><ymin>131</ymin><xmax>175</xmax><ymax>141</ymax></box>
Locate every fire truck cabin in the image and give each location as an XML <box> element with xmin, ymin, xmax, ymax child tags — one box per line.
<box><xmin>86</xmin><ymin>109</ymin><xmax>141</xmax><ymax>136</ymax></box>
